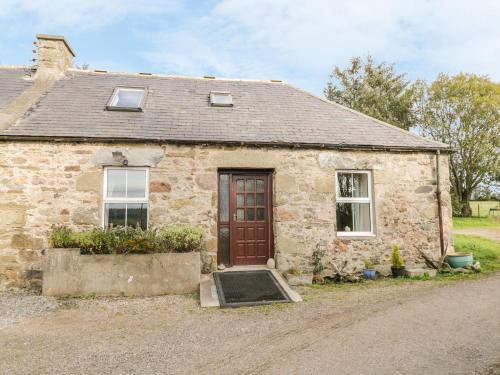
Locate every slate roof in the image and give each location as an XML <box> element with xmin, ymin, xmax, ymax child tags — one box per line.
<box><xmin>0</xmin><ymin>69</ymin><xmax>449</xmax><ymax>151</ymax></box>
<box><xmin>0</xmin><ymin>68</ymin><xmax>33</xmax><ymax>110</ymax></box>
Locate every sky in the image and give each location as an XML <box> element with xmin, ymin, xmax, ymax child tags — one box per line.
<box><xmin>0</xmin><ymin>0</ymin><xmax>499</xmax><ymax>95</ymax></box>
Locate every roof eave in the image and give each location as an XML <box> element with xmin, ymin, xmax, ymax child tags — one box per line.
<box><xmin>0</xmin><ymin>135</ymin><xmax>454</xmax><ymax>153</ymax></box>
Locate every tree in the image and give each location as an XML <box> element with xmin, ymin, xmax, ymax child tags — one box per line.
<box><xmin>324</xmin><ymin>56</ymin><xmax>417</xmax><ymax>130</ymax></box>
<box><xmin>76</xmin><ymin>63</ymin><xmax>91</xmax><ymax>70</ymax></box>
<box><xmin>416</xmin><ymin>73</ymin><xmax>500</xmax><ymax>216</ymax></box>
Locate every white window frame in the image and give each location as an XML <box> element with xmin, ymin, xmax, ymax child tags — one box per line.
<box><xmin>106</xmin><ymin>86</ymin><xmax>146</xmax><ymax>111</ymax></box>
<box><xmin>209</xmin><ymin>91</ymin><xmax>233</xmax><ymax>107</ymax></box>
<box><xmin>335</xmin><ymin>170</ymin><xmax>374</xmax><ymax>237</ymax></box>
<box><xmin>102</xmin><ymin>167</ymin><xmax>150</xmax><ymax>228</ymax></box>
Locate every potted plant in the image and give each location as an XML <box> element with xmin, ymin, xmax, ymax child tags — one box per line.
<box><xmin>363</xmin><ymin>260</ymin><xmax>377</xmax><ymax>280</ymax></box>
<box><xmin>391</xmin><ymin>243</ymin><xmax>406</xmax><ymax>278</ymax></box>
<box><xmin>446</xmin><ymin>252</ymin><xmax>474</xmax><ymax>268</ymax></box>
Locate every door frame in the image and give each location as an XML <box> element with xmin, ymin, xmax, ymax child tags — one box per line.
<box><xmin>217</xmin><ymin>169</ymin><xmax>274</xmax><ymax>267</ymax></box>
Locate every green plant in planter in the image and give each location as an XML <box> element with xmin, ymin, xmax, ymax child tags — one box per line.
<box><xmin>364</xmin><ymin>260</ymin><xmax>375</xmax><ymax>269</ymax></box>
<box><xmin>363</xmin><ymin>259</ymin><xmax>377</xmax><ymax>280</ymax></box>
<box><xmin>391</xmin><ymin>243</ymin><xmax>406</xmax><ymax>277</ymax></box>
<box><xmin>161</xmin><ymin>225</ymin><xmax>205</xmax><ymax>253</ymax></box>
<box><xmin>391</xmin><ymin>243</ymin><xmax>405</xmax><ymax>268</ymax></box>
<box><xmin>50</xmin><ymin>226</ymin><xmax>77</xmax><ymax>248</ymax></box>
<box><xmin>49</xmin><ymin>225</ymin><xmax>205</xmax><ymax>255</ymax></box>
<box><xmin>124</xmin><ymin>227</ymin><xmax>165</xmax><ymax>254</ymax></box>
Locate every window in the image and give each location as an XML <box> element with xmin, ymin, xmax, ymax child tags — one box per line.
<box><xmin>107</xmin><ymin>87</ymin><xmax>146</xmax><ymax>111</ymax></box>
<box><xmin>335</xmin><ymin>171</ymin><xmax>374</xmax><ymax>236</ymax></box>
<box><xmin>103</xmin><ymin>167</ymin><xmax>149</xmax><ymax>229</ymax></box>
<box><xmin>218</xmin><ymin>173</ymin><xmax>230</xmax><ymax>265</ymax></box>
<box><xmin>210</xmin><ymin>91</ymin><xmax>233</xmax><ymax>107</ymax></box>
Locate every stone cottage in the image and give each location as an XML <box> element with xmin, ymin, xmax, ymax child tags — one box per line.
<box><xmin>0</xmin><ymin>35</ymin><xmax>452</xmax><ymax>289</ymax></box>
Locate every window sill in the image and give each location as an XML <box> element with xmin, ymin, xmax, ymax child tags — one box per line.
<box><xmin>106</xmin><ymin>106</ymin><xmax>143</xmax><ymax>112</ymax></box>
<box><xmin>336</xmin><ymin>233</ymin><xmax>376</xmax><ymax>240</ymax></box>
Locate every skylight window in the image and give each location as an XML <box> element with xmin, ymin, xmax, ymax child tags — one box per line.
<box><xmin>210</xmin><ymin>91</ymin><xmax>233</xmax><ymax>107</ymax></box>
<box><xmin>107</xmin><ymin>87</ymin><xmax>146</xmax><ymax>111</ymax></box>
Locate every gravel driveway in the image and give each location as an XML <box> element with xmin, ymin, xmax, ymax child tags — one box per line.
<box><xmin>1</xmin><ymin>274</ymin><xmax>499</xmax><ymax>375</ymax></box>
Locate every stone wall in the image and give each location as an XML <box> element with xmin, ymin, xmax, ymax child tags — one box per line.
<box><xmin>0</xmin><ymin>141</ymin><xmax>453</xmax><ymax>288</ymax></box>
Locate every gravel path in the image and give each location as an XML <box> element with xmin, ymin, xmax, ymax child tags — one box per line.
<box><xmin>454</xmin><ymin>227</ymin><xmax>500</xmax><ymax>241</ymax></box>
<box><xmin>0</xmin><ymin>290</ymin><xmax>57</xmax><ymax>327</ymax></box>
<box><xmin>0</xmin><ymin>275</ymin><xmax>499</xmax><ymax>374</ymax></box>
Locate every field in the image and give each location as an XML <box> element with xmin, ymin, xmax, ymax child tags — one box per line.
<box><xmin>454</xmin><ymin>234</ymin><xmax>500</xmax><ymax>272</ymax></box>
<box><xmin>469</xmin><ymin>200</ymin><xmax>500</xmax><ymax>217</ymax></box>
<box><xmin>452</xmin><ymin>214</ymin><xmax>500</xmax><ymax>274</ymax></box>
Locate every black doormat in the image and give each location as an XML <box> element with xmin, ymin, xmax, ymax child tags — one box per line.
<box><xmin>214</xmin><ymin>270</ymin><xmax>291</xmax><ymax>308</ymax></box>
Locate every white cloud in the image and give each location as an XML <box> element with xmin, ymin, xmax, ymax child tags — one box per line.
<box><xmin>144</xmin><ymin>0</ymin><xmax>500</xmax><ymax>93</ymax></box>
<box><xmin>0</xmin><ymin>0</ymin><xmax>179</xmax><ymax>30</ymax></box>
<box><xmin>2</xmin><ymin>0</ymin><xmax>498</xmax><ymax>93</ymax></box>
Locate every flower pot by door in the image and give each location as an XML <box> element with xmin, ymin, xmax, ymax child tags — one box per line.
<box><xmin>391</xmin><ymin>266</ymin><xmax>406</xmax><ymax>278</ymax></box>
<box><xmin>363</xmin><ymin>269</ymin><xmax>377</xmax><ymax>280</ymax></box>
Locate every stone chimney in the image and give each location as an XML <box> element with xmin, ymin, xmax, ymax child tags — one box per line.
<box><xmin>35</xmin><ymin>34</ymin><xmax>75</xmax><ymax>80</ymax></box>
<box><xmin>0</xmin><ymin>34</ymin><xmax>76</xmax><ymax>130</ymax></box>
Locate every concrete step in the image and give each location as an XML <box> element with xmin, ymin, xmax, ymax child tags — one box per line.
<box><xmin>270</xmin><ymin>269</ymin><xmax>303</xmax><ymax>302</ymax></box>
<box><xmin>405</xmin><ymin>268</ymin><xmax>437</xmax><ymax>278</ymax></box>
<box><xmin>200</xmin><ymin>274</ymin><xmax>220</xmax><ymax>308</ymax></box>
<box><xmin>199</xmin><ymin>269</ymin><xmax>302</xmax><ymax>307</ymax></box>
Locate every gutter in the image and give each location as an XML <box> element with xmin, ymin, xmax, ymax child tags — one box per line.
<box><xmin>0</xmin><ymin>135</ymin><xmax>453</xmax><ymax>154</ymax></box>
<box><xmin>435</xmin><ymin>150</ymin><xmax>446</xmax><ymax>256</ymax></box>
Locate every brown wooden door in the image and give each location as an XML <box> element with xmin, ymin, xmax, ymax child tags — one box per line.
<box><xmin>230</xmin><ymin>174</ymin><xmax>271</xmax><ymax>265</ymax></box>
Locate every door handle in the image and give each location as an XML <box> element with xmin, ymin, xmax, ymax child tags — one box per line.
<box><xmin>233</xmin><ymin>213</ymin><xmax>237</xmax><ymax>222</ymax></box>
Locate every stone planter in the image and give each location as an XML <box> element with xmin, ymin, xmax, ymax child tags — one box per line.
<box><xmin>284</xmin><ymin>272</ymin><xmax>313</xmax><ymax>286</ymax></box>
<box><xmin>42</xmin><ymin>248</ymin><xmax>200</xmax><ymax>296</ymax></box>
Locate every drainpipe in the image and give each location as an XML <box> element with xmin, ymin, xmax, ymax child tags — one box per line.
<box><xmin>435</xmin><ymin>150</ymin><xmax>445</xmax><ymax>256</ymax></box>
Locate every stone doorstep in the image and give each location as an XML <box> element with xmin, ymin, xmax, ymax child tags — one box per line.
<box><xmin>405</xmin><ymin>268</ymin><xmax>437</xmax><ymax>278</ymax></box>
<box><xmin>270</xmin><ymin>269</ymin><xmax>303</xmax><ymax>302</ymax></box>
<box><xmin>200</xmin><ymin>274</ymin><xmax>220</xmax><ymax>308</ymax></box>
<box><xmin>199</xmin><ymin>267</ymin><xmax>303</xmax><ymax>308</ymax></box>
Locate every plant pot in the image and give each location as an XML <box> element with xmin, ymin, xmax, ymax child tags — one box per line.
<box><xmin>391</xmin><ymin>266</ymin><xmax>406</xmax><ymax>278</ymax></box>
<box><xmin>363</xmin><ymin>268</ymin><xmax>377</xmax><ymax>280</ymax></box>
<box><xmin>446</xmin><ymin>252</ymin><xmax>473</xmax><ymax>268</ymax></box>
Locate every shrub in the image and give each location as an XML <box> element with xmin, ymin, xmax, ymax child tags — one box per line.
<box><xmin>312</xmin><ymin>244</ymin><xmax>325</xmax><ymax>275</ymax></box>
<box><xmin>391</xmin><ymin>243</ymin><xmax>405</xmax><ymax>268</ymax></box>
<box><xmin>50</xmin><ymin>227</ymin><xmax>78</xmax><ymax>248</ymax></box>
<box><xmin>123</xmin><ymin>227</ymin><xmax>166</xmax><ymax>254</ymax></box>
<box><xmin>49</xmin><ymin>225</ymin><xmax>204</xmax><ymax>255</ymax></box>
<box><xmin>161</xmin><ymin>225</ymin><xmax>205</xmax><ymax>253</ymax></box>
<box><xmin>78</xmin><ymin>227</ymin><xmax>165</xmax><ymax>255</ymax></box>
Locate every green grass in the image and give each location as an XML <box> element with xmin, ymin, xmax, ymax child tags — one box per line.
<box><xmin>453</xmin><ymin>216</ymin><xmax>500</xmax><ymax>229</ymax></box>
<box><xmin>454</xmin><ymin>234</ymin><xmax>500</xmax><ymax>272</ymax></box>
<box><xmin>469</xmin><ymin>200</ymin><xmax>500</xmax><ymax>217</ymax></box>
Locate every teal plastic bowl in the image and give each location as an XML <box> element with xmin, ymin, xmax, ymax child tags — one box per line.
<box><xmin>446</xmin><ymin>253</ymin><xmax>473</xmax><ymax>268</ymax></box>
